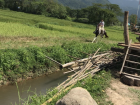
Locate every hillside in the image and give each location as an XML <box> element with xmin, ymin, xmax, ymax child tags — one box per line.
<box><xmin>57</xmin><ymin>0</ymin><xmax>110</xmax><ymax>9</ymax></box>
<box><xmin>109</xmin><ymin>0</ymin><xmax>140</xmax><ymax>18</ymax></box>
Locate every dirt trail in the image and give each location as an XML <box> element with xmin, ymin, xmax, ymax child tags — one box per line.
<box><xmin>106</xmin><ymin>79</ymin><xmax>140</xmax><ymax>105</ymax></box>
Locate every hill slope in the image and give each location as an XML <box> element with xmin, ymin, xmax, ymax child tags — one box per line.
<box><xmin>57</xmin><ymin>0</ymin><xmax>110</xmax><ymax>9</ymax></box>
<box><xmin>109</xmin><ymin>0</ymin><xmax>140</xmax><ymax>17</ymax></box>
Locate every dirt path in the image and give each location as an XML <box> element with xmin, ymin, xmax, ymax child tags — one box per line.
<box><xmin>106</xmin><ymin>78</ymin><xmax>140</xmax><ymax>105</ymax></box>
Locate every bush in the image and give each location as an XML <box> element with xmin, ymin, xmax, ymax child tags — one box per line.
<box><xmin>0</xmin><ymin>42</ymin><xmax>117</xmax><ymax>81</ymax></box>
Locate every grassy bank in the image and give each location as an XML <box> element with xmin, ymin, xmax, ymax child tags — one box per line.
<box><xmin>16</xmin><ymin>70</ymin><xmax>112</xmax><ymax>105</ymax></box>
<box><xmin>0</xmin><ymin>42</ymin><xmax>117</xmax><ymax>84</ymax></box>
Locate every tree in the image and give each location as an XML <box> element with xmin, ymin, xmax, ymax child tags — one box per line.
<box><xmin>129</xmin><ymin>14</ymin><xmax>137</xmax><ymax>25</ymax></box>
<box><xmin>87</xmin><ymin>4</ymin><xmax>117</xmax><ymax>25</ymax></box>
<box><xmin>105</xmin><ymin>4</ymin><xmax>123</xmax><ymax>16</ymax></box>
<box><xmin>0</xmin><ymin>0</ymin><xmax>5</xmax><ymax>8</ymax></box>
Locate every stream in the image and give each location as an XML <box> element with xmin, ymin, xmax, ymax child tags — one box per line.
<box><xmin>0</xmin><ymin>71</ymin><xmax>71</xmax><ymax>105</ymax></box>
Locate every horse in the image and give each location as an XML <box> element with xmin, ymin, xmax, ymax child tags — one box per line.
<box><xmin>92</xmin><ymin>25</ymin><xmax>108</xmax><ymax>43</ymax></box>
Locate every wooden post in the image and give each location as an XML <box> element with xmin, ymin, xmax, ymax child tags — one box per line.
<box><xmin>124</xmin><ymin>11</ymin><xmax>129</xmax><ymax>45</ymax></box>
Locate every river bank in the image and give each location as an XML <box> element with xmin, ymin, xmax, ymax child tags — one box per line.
<box><xmin>0</xmin><ymin>70</ymin><xmax>72</xmax><ymax>105</ymax></box>
<box><xmin>0</xmin><ymin>67</ymin><xmax>61</xmax><ymax>87</ymax></box>
<box><xmin>0</xmin><ymin>42</ymin><xmax>115</xmax><ymax>87</ymax></box>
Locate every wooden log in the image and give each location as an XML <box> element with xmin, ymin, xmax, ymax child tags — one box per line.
<box><xmin>124</xmin><ymin>66</ymin><xmax>140</xmax><ymax>71</ymax></box>
<box><xmin>126</xmin><ymin>60</ymin><xmax>140</xmax><ymax>65</ymax></box>
<box><xmin>44</xmin><ymin>60</ymin><xmax>109</xmax><ymax>105</ymax></box>
<box><xmin>59</xmin><ymin>62</ymin><xmax>93</xmax><ymax>91</ymax></box>
<box><xmin>63</xmin><ymin>64</ymin><xmax>95</xmax><ymax>74</ymax></box>
<box><xmin>122</xmin><ymin>72</ymin><xmax>140</xmax><ymax>79</ymax></box>
<box><xmin>124</xmin><ymin>11</ymin><xmax>129</xmax><ymax>46</ymax></box>
<box><xmin>64</xmin><ymin>67</ymin><xmax>81</xmax><ymax>74</ymax></box>
<box><xmin>57</xmin><ymin>64</ymin><xmax>86</xmax><ymax>89</ymax></box>
<box><xmin>43</xmin><ymin>66</ymin><xmax>100</xmax><ymax>105</ymax></box>
<box><xmin>111</xmin><ymin>47</ymin><xmax>124</xmax><ymax>53</ymax></box>
<box><xmin>64</xmin><ymin>67</ymin><xmax>102</xmax><ymax>88</ymax></box>
<box><xmin>128</xmin><ymin>54</ymin><xmax>140</xmax><ymax>58</ymax></box>
<box><xmin>62</xmin><ymin>53</ymin><xmax>109</xmax><ymax>68</ymax></box>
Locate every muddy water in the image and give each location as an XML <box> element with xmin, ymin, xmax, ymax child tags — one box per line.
<box><xmin>0</xmin><ymin>71</ymin><xmax>71</xmax><ymax>105</ymax></box>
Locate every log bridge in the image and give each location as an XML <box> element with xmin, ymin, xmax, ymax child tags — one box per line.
<box><xmin>43</xmin><ymin>48</ymin><xmax>121</xmax><ymax>105</ymax></box>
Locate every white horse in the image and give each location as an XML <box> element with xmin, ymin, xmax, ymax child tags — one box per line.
<box><xmin>92</xmin><ymin>25</ymin><xmax>108</xmax><ymax>43</ymax></box>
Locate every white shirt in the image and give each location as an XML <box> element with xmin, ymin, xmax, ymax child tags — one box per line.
<box><xmin>99</xmin><ymin>21</ymin><xmax>105</xmax><ymax>26</ymax></box>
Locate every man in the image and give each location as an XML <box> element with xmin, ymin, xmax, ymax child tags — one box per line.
<box><xmin>93</xmin><ymin>20</ymin><xmax>104</xmax><ymax>33</ymax></box>
<box><xmin>99</xmin><ymin>20</ymin><xmax>105</xmax><ymax>27</ymax></box>
<box><xmin>93</xmin><ymin>20</ymin><xmax>108</xmax><ymax>38</ymax></box>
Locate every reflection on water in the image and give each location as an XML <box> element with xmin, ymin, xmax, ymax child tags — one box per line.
<box><xmin>0</xmin><ymin>71</ymin><xmax>71</xmax><ymax>105</ymax></box>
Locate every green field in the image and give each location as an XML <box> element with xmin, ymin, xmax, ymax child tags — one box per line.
<box><xmin>0</xmin><ymin>9</ymin><xmax>137</xmax><ymax>49</ymax></box>
<box><xmin>0</xmin><ymin>9</ymin><xmax>138</xmax><ymax>105</ymax></box>
<box><xmin>0</xmin><ymin>8</ymin><xmax>138</xmax><ymax>83</ymax></box>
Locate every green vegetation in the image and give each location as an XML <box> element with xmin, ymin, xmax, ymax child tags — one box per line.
<box><xmin>0</xmin><ymin>8</ymin><xmax>138</xmax><ymax>105</ymax></box>
<box><xmin>0</xmin><ymin>42</ymin><xmax>116</xmax><ymax>83</ymax></box>
<box><xmin>0</xmin><ymin>0</ymin><xmax>123</xmax><ymax>24</ymax></box>
<box><xmin>0</xmin><ymin>9</ymin><xmax>137</xmax><ymax>83</ymax></box>
<box><xmin>16</xmin><ymin>70</ymin><xmax>112</xmax><ymax>105</ymax></box>
<box><xmin>129</xmin><ymin>14</ymin><xmax>137</xmax><ymax>24</ymax></box>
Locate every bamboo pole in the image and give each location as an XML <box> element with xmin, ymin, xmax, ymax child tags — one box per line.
<box><xmin>41</xmin><ymin>84</ymin><xmax>75</xmax><ymax>105</ymax></box>
<box><xmin>43</xmin><ymin>50</ymin><xmax>115</xmax><ymax>105</ymax></box>
<box><xmin>42</xmin><ymin>52</ymin><xmax>114</xmax><ymax>105</ymax></box>
<box><xmin>46</xmin><ymin>55</ymin><xmax>62</xmax><ymax>66</ymax></box>
<box><xmin>62</xmin><ymin>53</ymin><xmax>109</xmax><ymax>68</ymax></box>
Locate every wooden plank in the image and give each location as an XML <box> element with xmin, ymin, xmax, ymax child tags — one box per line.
<box><xmin>118</xmin><ymin>44</ymin><xmax>140</xmax><ymax>50</ymax></box>
<box><xmin>134</xmin><ymin>42</ymin><xmax>140</xmax><ymax>44</ymax></box>
<box><xmin>124</xmin><ymin>11</ymin><xmax>129</xmax><ymax>45</ymax></box>
<box><xmin>129</xmin><ymin>47</ymin><xmax>140</xmax><ymax>51</ymax></box>
<box><xmin>120</xmin><ymin>39</ymin><xmax>132</xmax><ymax>74</ymax></box>
<box><xmin>128</xmin><ymin>54</ymin><xmax>140</xmax><ymax>58</ymax></box>
<box><xmin>118</xmin><ymin>43</ymin><xmax>140</xmax><ymax>48</ymax></box>
<box><xmin>122</xmin><ymin>72</ymin><xmax>140</xmax><ymax>79</ymax></box>
<box><xmin>124</xmin><ymin>66</ymin><xmax>140</xmax><ymax>71</ymax></box>
<box><xmin>126</xmin><ymin>60</ymin><xmax>140</xmax><ymax>65</ymax></box>
<box><xmin>131</xmin><ymin>44</ymin><xmax>140</xmax><ymax>46</ymax></box>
